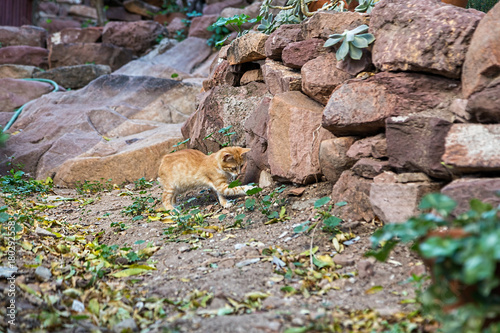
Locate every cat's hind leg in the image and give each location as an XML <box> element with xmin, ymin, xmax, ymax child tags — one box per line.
<box><xmin>161</xmin><ymin>187</ymin><xmax>177</xmax><ymax>212</ymax></box>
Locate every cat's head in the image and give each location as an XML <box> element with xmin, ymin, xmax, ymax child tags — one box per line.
<box><xmin>218</xmin><ymin>146</ymin><xmax>251</xmax><ymax>176</ymax></box>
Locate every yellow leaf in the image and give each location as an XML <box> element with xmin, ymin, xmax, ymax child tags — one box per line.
<box><xmin>88</xmin><ymin>298</ymin><xmax>100</xmax><ymax>316</ymax></box>
<box><xmin>300</xmin><ymin>246</ymin><xmax>319</xmax><ymax>256</ymax></box>
<box><xmin>332</xmin><ymin>238</ymin><xmax>340</xmax><ymax>252</ymax></box>
<box><xmin>365</xmin><ymin>285</ymin><xmax>384</xmax><ymax>294</ymax></box>
<box><xmin>179</xmin><ymin>278</ymin><xmax>190</xmax><ymax>282</ymax></box>
<box><xmin>21</xmin><ymin>241</ymin><xmax>33</xmax><ymax>251</ymax></box>
<box><xmin>138</xmin><ymin>247</ymin><xmax>160</xmax><ymax>258</ymax></box>
<box><xmin>269</xmin><ymin>275</ymin><xmax>284</xmax><ymax>282</ymax></box>
<box><xmin>111</xmin><ymin>268</ymin><xmax>151</xmax><ymax>278</ymax></box>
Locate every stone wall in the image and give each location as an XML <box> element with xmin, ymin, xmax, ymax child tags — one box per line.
<box><xmin>183</xmin><ymin>0</ymin><xmax>500</xmax><ymax>223</ymax></box>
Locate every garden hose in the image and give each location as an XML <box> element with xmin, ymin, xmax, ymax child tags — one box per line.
<box><xmin>2</xmin><ymin>78</ymin><xmax>60</xmax><ymax>132</ymax></box>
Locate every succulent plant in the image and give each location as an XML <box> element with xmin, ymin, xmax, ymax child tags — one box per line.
<box><xmin>354</xmin><ymin>0</ymin><xmax>379</xmax><ymax>13</ymax></box>
<box><xmin>323</xmin><ymin>24</ymin><xmax>375</xmax><ymax>61</ymax></box>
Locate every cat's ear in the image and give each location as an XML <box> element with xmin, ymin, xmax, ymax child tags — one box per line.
<box><xmin>240</xmin><ymin>148</ymin><xmax>251</xmax><ymax>155</ymax></box>
<box><xmin>222</xmin><ymin>153</ymin><xmax>234</xmax><ymax>162</ymax></box>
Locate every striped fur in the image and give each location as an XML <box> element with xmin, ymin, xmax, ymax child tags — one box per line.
<box><xmin>158</xmin><ymin>146</ymin><xmax>252</xmax><ymax>211</ymax></box>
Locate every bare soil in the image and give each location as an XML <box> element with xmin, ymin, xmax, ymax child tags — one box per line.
<box><xmin>1</xmin><ymin>180</ymin><xmax>428</xmax><ymax>332</ymax></box>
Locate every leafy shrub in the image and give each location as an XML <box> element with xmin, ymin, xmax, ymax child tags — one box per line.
<box><xmin>75</xmin><ymin>178</ymin><xmax>113</xmax><ymax>195</ymax></box>
<box><xmin>467</xmin><ymin>0</ymin><xmax>499</xmax><ymax>12</ymax></box>
<box><xmin>368</xmin><ymin>193</ymin><xmax>500</xmax><ymax>332</ymax></box>
<box><xmin>0</xmin><ymin>169</ymin><xmax>52</xmax><ymax>197</ymax></box>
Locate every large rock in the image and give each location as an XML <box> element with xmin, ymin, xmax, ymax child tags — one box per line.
<box><xmin>33</xmin><ymin>64</ymin><xmax>111</xmax><ymax>89</ymax></box>
<box><xmin>39</xmin><ymin>18</ymin><xmax>81</xmax><ymax>34</ymax></box>
<box><xmin>0</xmin><ymin>25</ymin><xmax>47</xmax><ymax>48</ymax></box>
<box><xmin>181</xmin><ymin>82</ymin><xmax>271</xmax><ymax>154</ymax></box>
<box><xmin>114</xmin><ymin>37</ymin><xmax>212</xmax><ymax>78</ymax></box>
<box><xmin>203</xmin><ymin>60</ymin><xmax>260</xmax><ymax>90</ymax></box>
<box><xmin>466</xmin><ymin>79</ymin><xmax>500</xmax><ymax>123</ymax></box>
<box><xmin>48</xmin><ymin>27</ymin><xmax>102</xmax><ymax>47</ymax></box>
<box><xmin>0</xmin><ymin>46</ymin><xmax>49</xmax><ymax>69</ymax></box>
<box><xmin>370</xmin><ymin>179</ymin><xmax>441</xmax><ymax>224</ymax></box>
<box><xmin>261</xmin><ymin>59</ymin><xmax>301</xmax><ymax>95</ymax></box>
<box><xmin>227</xmin><ymin>32</ymin><xmax>268</xmax><ymax>65</ymax></box>
<box><xmin>267</xmin><ymin>91</ymin><xmax>334</xmax><ymax>184</ymax></box>
<box><xmin>442</xmin><ymin>124</ymin><xmax>500</xmax><ymax>173</ymax></box>
<box><xmin>68</xmin><ymin>4</ymin><xmax>97</xmax><ymax>18</ymax></box>
<box><xmin>319</xmin><ymin>137</ymin><xmax>357</xmax><ymax>183</ymax></box>
<box><xmin>244</xmin><ymin>97</ymin><xmax>272</xmax><ymax>183</ymax></box>
<box><xmin>281</xmin><ymin>38</ymin><xmax>325</xmax><ymax>69</ymax></box>
<box><xmin>346</xmin><ymin>133</ymin><xmax>387</xmax><ymax>159</ymax></box>
<box><xmin>1</xmin><ymin>75</ymin><xmax>199</xmax><ymax>184</ymax></box>
<box><xmin>386</xmin><ymin>116</ymin><xmax>452</xmax><ymax>179</ymax></box>
<box><xmin>441</xmin><ymin>178</ymin><xmax>500</xmax><ymax>215</ymax></box>
<box><xmin>352</xmin><ymin>158</ymin><xmax>391</xmax><ymax>179</ymax></box>
<box><xmin>265</xmin><ymin>24</ymin><xmax>303</xmax><ymax>60</ymax></box>
<box><xmin>0</xmin><ymin>78</ymin><xmax>54</xmax><ymax>113</ymax></box>
<box><xmin>462</xmin><ymin>2</ymin><xmax>500</xmax><ymax>98</ymax></box>
<box><xmin>103</xmin><ymin>21</ymin><xmax>167</xmax><ymax>55</ymax></box>
<box><xmin>106</xmin><ymin>6</ymin><xmax>142</xmax><ymax>21</ymax></box>
<box><xmin>203</xmin><ymin>0</ymin><xmax>248</xmax><ymax>15</ymax></box>
<box><xmin>188</xmin><ymin>15</ymin><xmax>219</xmax><ymax>39</ymax></box>
<box><xmin>322</xmin><ymin>72</ymin><xmax>459</xmax><ymax>136</ymax></box>
<box><xmin>370</xmin><ymin>0</ymin><xmax>483</xmax><ymax>79</ymax></box>
<box><xmin>301</xmin><ymin>52</ymin><xmax>353</xmax><ymax>105</ymax></box>
<box><xmin>0</xmin><ymin>65</ymin><xmax>38</xmax><ymax>79</ymax></box>
<box><xmin>330</xmin><ymin>170</ymin><xmax>374</xmax><ymax>222</ymax></box>
<box><xmin>302</xmin><ymin>11</ymin><xmax>370</xmax><ymax>40</ymax></box>
<box><xmin>48</xmin><ymin>43</ymin><xmax>134</xmax><ymax>71</ymax></box>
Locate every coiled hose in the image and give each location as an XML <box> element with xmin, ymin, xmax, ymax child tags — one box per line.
<box><xmin>2</xmin><ymin>78</ymin><xmax>60</xmax><ymax>132</ymax></box>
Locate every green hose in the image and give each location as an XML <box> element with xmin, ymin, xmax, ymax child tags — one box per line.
<box><xmin>2</xmin><ymin>78</ymin><xmax>60</xmax><ymax>132</ymax></box>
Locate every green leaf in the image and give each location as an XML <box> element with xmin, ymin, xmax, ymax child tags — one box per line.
<box><xmin>314</xmin><ymin>196</ymin><xmax>331</xmax><ymax>208</ymax></box>
<box><xmin>335</xmin><ymin>201</ymin><xmax>347</xmax><ymax>207</ymax></box>
<box><xmin>294</xmin><ymin>222</ymin><xmax>310</xmax><ymax>233</ymax></box>
<box><xmin>336</xmin><ymin>40</ymin><xmax>350</xmax><ymax>61</ymax></box>
<box><xmin>469</xmin><ymin>198</ymin><xmax>493</xmax><ymax>214</ymax></box>
<box><xmin>111</xmin><ymin>267</ymin><xmax>151</xmax><ymax>278</ymax></box>
<box><xmin>349</xmin><ymin>43</ymin><xmax>363</xmax><ymax>60</ymax></box>
<box><xmin>350</xmin><ymin>24</ymin><xmax>369</xmax><ymax>35</ymax></box>
<box><xmin>365</xmin><ymin>240</ymin><xmax>398</xmax><ymax>262</ymax></box>
<box><xmin>419</xmin><ymin>193</ymin><xmax>457</xmax><ymax>217</ymax></box>
<box><xmin>246</xmin><ymin>187</ymin><xmax>263</xmax><ymax>195</ymax></box>
<box><xmin>324</xmin><ymin>36</ymin><xmax>343</xmax><ymax>48</ymax></box>
<box><xmin>235</xmin><ymin>213</ymin><xmax>246</xmax><ymax>221</ymax></box>
<box><xmin>245</xmin><ymin>198</ymin><xmax>256</xmax><ymax>210</ymax></box>
<box><xmin>356</xmin><ymin>33</ymin><xmax>375</xmax><ymax>45</ymax></box>
<box><xmin>228</xmin><ymin>179</ymin><xmax>242</xmax><ymax>188</ymax></box>
<box><xmin>324</xmin><ymin>216</ymin><xmax>342</xmax><ymax>228</ymax></box>
<box><xmin>351</xmin><ymin>35</ymin><xmax>369</xmax><ymax>48</ymax></box>
<box><xmin>419</xmin><ymin>236</ymin><xmax>460</xmax><ymax>258</ymax></box>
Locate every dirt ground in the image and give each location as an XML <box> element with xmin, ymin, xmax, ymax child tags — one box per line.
<box><xmin>1</xmin><ymin>178</ymin><xmax>429</xmax><ymax>332</ymax></box>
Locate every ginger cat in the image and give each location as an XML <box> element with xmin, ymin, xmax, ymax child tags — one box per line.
<box><xmin>158</xmin><ymin>146</ymin><xmax>253</xmax><ymax>211</ymax></box>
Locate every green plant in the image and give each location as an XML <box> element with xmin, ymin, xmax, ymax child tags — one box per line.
<box><xmin>323</xmin><ymin>24</ymin><xmax>375</xmax><ymax>61</ymax></box>
<box><xmin>354</xmin><ymin>0</ymin><xmax>379</xmax><ymax>13</ymax></box>
<box><xmin>368</xmin><ymin>193</ymin><xmax>500</xmax><ymax>332</ymax></box>
<box><xmin>133</xmin><ymin>177</ymin><xmax>154</xmax><ymax>190</ymax></box>
<box><xmin>75</xmin><ymin>178</ymin><xmax>113</xmax><ymax>195</ymax></box>
<box><xmin>207</xmin><ymin>23</ymin><xmax>231</xmax><ymax>48</ymax></box>
<box><xmin>0</xmin><ymin>169</ymin><xmax>52</xmax><ymax>197</ymax></box>
<box><xmin>121</xmin><ymin>191</ymin><xmax>160</xmax><ymax>220</ymax></box>
<box><xmin>171</xmin><ymin>138</ymin><xmax>190</xmax><ymax>153</ymax></box>
<box><xmin>203</xmin><ymin>125</ymin><xmax>236</xmax><ymax>148</ymax></box>
<box><xmin>243</xmin><ymin>184</ymin><xmax>287</xmax><ymax>222</ymax></box>
<box><xmin>467</xmin><ymin>0</ymin><xmax>499</xmax><ymax>12</ymax></box>
<box><xmin>159</xmin><ymin>0</ymin><xmax>183</xmax><ymax>14</ymax></box>
<box><xmin>258</xmin><ymin>0</ymin><xmax>344</xmax><ymax>34</ymax></box>
<box><xmin>294</xmin><ymin>196</ymin><xmax>346</xmax><ymax>235</ymax></box>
